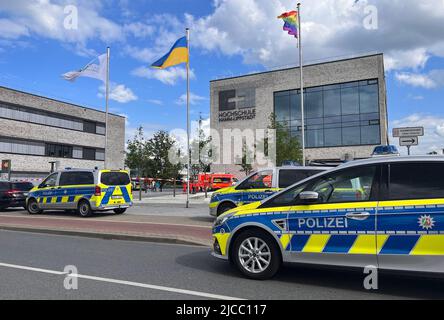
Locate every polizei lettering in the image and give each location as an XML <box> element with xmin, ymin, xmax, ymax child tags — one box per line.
<box><xmin>298</xmin><ymin>217</ymin><xmax>348</xmax><ymax>229</ymax></box>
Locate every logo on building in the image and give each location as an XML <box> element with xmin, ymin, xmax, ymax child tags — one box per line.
<box><xmin>218</xmin><ymin>88</ymin><xmax>256</xmax><ymax>122</ymax></box>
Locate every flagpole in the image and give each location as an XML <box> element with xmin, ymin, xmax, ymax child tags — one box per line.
<box><xmin>186</xmin><ymin>28</ymin><xmax>191</xmax><ymax>209</ymax></box>
<box><xmin>297</xmin><ymin>3</ymin><xmax>306</xmax><ymax>166</ymax></box>
<box><xmin>105</xmin><ymin>46</ymin><xmax>110</xmax><ymax>169</ymax></box>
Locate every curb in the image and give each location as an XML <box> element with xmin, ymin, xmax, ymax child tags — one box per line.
<box><xmin>0</xmin><ymin>225</ymin><xmax>211</xmax><ymax>247</ymax></box>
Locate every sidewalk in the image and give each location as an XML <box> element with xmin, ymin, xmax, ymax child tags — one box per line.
<box><xmin>0</xmin><ymin>213</ymin><xmax>213</xmax><ymax>246</ymax></box>
<box><xmin>132</xmin><ymin>191</ymin><xmax>212</xmax><ymax>205</ymax></box>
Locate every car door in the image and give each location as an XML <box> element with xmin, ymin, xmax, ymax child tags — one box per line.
<box><xmin>377</xmin><ymin>161</ymin><xmax>444</xmax><ymax>274</ymax></box>
<box><xmin>37</xmin><ymin>172</ymin><xmax>59</xmax><ymax>209</ymax></box>
<box><xmin>286</xmin><ymin>164</ymin><xmax>380</xmax><ymax>268</ymax></box>
<box><xmin>236</xmin><ymin>170</ymin><xmax>277</xmax><ymax>205</ymax></box>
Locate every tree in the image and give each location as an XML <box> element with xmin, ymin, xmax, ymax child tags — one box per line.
<box><xmin>145</xmin><ymin>130</ymin><xmax>182</xmax><ymax>187</ymax></box>
<box><xmin>125</xmin><ymin>126</ymin><xmax>147</xmax><ymax>176</ymax></box>
<box><xmin>189</xmin><ymin>122</ymin><xmax>213</xmax><ymax>193</ymax></box>
<box><xmin>266</xmin><ymin>113</ymin><xmax>303</xmax><ymax>166</ymax></box>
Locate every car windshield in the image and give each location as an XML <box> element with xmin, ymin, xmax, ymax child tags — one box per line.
<box><xmin>11</xmin><ymin>182</ymin><xmax>34</xmax><ymax>191</ymax></box>
<box><xmin>100</xmin><ymin>172</ymin><xmax>130</xmax><ymax>186</ymax></box>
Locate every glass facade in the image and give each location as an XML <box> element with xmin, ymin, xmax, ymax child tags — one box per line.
<box><xmin>0</xmin><ymin>102</ymin><xmax>106</xmax><ymax>135</ymax></box>
<box><xmin>274</xmin><ymin>79</ymin><xmax>381</xmax><ymax>148</ymax></box>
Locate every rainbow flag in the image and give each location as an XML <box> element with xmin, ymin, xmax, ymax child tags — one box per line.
<box><xmin>151</xmin><ymin>36</ymin><xmax>188</xmax><ymax>69</ymax></box>
<box><xmin>278</xmin><ymin>11</ymin><xmax>299</xmax><ymax>38</ymax></box>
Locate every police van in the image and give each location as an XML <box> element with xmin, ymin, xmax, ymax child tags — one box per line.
<box><xmin>209</xmin><ymin>166</ymin><xmax>329</xmax><ymax>217</ymax></box>
<box><xmin>212</xmin><ymin>156</ymin><xmax>444</xmax><ymax>279</ymax></box>
<box><xmin>26</xmin><ymin>169</ymin><xmax>133</xmax><ymax>217</ymax></box>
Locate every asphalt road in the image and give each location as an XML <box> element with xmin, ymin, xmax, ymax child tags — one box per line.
<box><xmin>0</xmin><ymin>230</ymin><xmax>443</xmax><ymax>300</ymax></box>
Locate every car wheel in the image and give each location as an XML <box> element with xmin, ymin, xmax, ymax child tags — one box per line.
<box><xmin>114</xmin><ymin>208</ymin><xmax>127</xmax><ymax>214</ymax></box>
<box><xmin>77</xmin><ymin>200</ymin><xmax>93</xmax><ymax>217</ymax></box>
<box><xmin>27</xmin><ymin>199</ymin><xmax>42</xmax><ymax>215</ymax></box>
<box><xmin>232</xmin><ymin>229</ymin><xmax>281</xmax><ymax>280</ymax></box>
<box><xmin>217</xmin><ymin>202</ymin><xmax>236</xmax><ymax>216</ymax></box>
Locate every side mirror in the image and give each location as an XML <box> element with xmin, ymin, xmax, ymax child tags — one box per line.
<box><xmin>299</xmin><ymin>191</ymin><xmax>319</xmax><ymax>204</ymax></box>
<box><xmin>38</xmin><ymin>183</ymin><xmax>46</xmax><ymax>189</ymax></box>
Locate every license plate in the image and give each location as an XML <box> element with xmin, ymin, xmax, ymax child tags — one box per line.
<box><xmin>23</xmin><ymin>193</ymin><xmax>28</xmax><ymax>196</ymax></box>
<box><xmin>112</xmin><ymin>196</ymin><xmax>122</xmax><ymax>200</ymax></box>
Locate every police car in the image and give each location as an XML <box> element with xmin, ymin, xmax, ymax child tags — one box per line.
<box><xmin>26</xmin><ymin>168</ymin><xmax>133</xmax><ymax>217</ymax></box>
<box><xmin>209</xmin><ymin>166</ymin><xmax>329</xmax><ymax>217</ymax></box>
<box><xmin>212</xmin><ymin>156</ymin><xmax>444</xmax><ymax>279</ymax></box>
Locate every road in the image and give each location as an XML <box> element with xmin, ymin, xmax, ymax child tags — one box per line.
<box><xmin>1</xmin><ymin>230</ymin><xmax>443</xmax><ymax>300</ymax></box>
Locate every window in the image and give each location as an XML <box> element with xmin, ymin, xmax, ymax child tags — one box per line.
<box><xmin>59</xmin><ymin>172</ymin><xmax>94</xmax><ymax>186</ymax></box>
<box><xmin>95</xmin><ymin>150</ymin><xmax>105</xmax><ymax>161</ymax></box>
<box><xmin>96</xmin><ymin>124</ymin><xmax>106</xmax><ymax>135</ymax></box>
<box><xmin>309</xmin><ymin>166</ymin><xmax>377</xmax><ymax>203</ymax></box>
<box><xmin>0</xmin><ymin>182</ymin><xmax>9</xmax><ymax>191</ymax></box>
<box><xmin>0</xmin><ymin>103</ymin><xmax>84</xmax><ymax>132</ymax></box>
<box><xmin>45</xmin><ymin>144</ymin><xmax>73</xmax><ymax>158</ymax></box>
<box><xmin>83</xmin><ymin>148</ymin><xmax>96</xmax><ymax>160</ymax></box>
<box><xmin>11</xmin><ymin>182</ymin><xmax>34</xmax><ymax>191</ymax></box>
<box><xmin>389</xmin><ymin>163</ymin><xmax>444</xmax><ymax>200</ymax></box>
<box><xmin>83</xmin><ymin>121</ymin><xmax>96</xmax><ymax>134</ymax></box>
<box><xmin>100</xmin><ymin>172</ymin><xmax>130</xmax><ymax>186</ymax></box>
<box><xmin>41</xmin><ymin>173</ymin><xmax>58</xmax><ymax>188</ymax></box>
<box><xmin>274</xmin><ymin>79</ymin><xmax>381</xmax><ymax>148</ymax></box>
<box><xmin>237</xmin><ymin>170</ymin><xmax>273</xmax><ymax>190</ymax></box>
<box><xmin>278</xmin><ymin>169</ymin><xmax>323</xmax><ymax>188</ymax></box>
<box><xmin>0</xmin><ymin>138</ymin><xmax>45</xmax><ymax>156</ymax></box>
<box><xmin>261</xmin><ymin>182</ymin><xmax>309</xmax><ymax>208</ymax></box>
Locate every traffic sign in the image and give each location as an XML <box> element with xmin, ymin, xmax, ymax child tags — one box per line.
<box><xmin>393</xmin><ymin>127</ymin><xmax>424</xmax><ymax>138</ymax></box>
<box><xmin>399</xmin><ymin>136</ymin><xmax>419</xmax><ymax>146</ymax></box>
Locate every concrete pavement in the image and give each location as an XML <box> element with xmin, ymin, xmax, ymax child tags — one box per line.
<box><xmin>1</xmin><ymin>230</ymin><xmax>443</xmax><ymax>300</ymax></box>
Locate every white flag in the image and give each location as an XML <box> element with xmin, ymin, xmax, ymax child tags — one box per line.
<box><xmin>63</xmin><ymin>53</ymin><xmax>107</xmax><ymax>82</ymax></box>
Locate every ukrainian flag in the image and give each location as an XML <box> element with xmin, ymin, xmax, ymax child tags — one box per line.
<box><xmin>151</xmin><ymin>36</ymin><xmax>188</xmax><ymax>69</ymax></box>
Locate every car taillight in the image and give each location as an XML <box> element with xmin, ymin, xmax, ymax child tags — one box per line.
<box><xmin>6</xmin><ymin>189</ymin><xmax>20</xmax><ymax>195</ymax></box>
<box><xmin>95</xmin><ymin>186</ymin><xmax>101</xmax><ymax>196</ymax></box>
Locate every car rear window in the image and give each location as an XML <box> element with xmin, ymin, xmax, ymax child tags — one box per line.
<box><xmin>0</xmin><ymin>182</ymin><xmax>9</xmax><ymax>191</ymax></box>
<box><xmin>100</xmin><ymin>172</ymin><xmax>130</xmax><ymax>186</ymax></box>
<box><xmin>11</xmin><ymin>182</ymin><xmax>34</xmax><ymax>191</ymax></box>
<box><xmin>278</xmin><ymin>169</ymin><xmax>324</xmax><ymax>188</ymax></box>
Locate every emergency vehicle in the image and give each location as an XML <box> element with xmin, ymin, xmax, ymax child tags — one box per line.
<box><xmin>212</xmin><ymin>156</ymin><xmax>444</xmax><ymax>279</ymax></box>
<box><xmin>209</xmin><ymin>166</ymin><xmax>328</xmax><ymax>217</ymax></box>
<box><xmin>26</xmin><ymin>168</ymin><xmax>133</xmax><ymax>217</ymax></box>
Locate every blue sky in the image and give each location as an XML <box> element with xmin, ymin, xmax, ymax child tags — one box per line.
<box><xmin>0</xmin><ymin>0</ymin><xmax>443</xmax><ymax>154</ymax></box>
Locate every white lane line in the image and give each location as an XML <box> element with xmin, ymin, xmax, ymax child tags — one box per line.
<box><xmin>0</xmin><ymin>262</ymin><xmax>244</xmax><ymax>300</ymax></box>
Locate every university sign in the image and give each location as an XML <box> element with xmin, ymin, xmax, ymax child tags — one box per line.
<box><xmin>218</xmin><ymin>88</ymin><xmax>256</xmax><ymax>122</ymax></box>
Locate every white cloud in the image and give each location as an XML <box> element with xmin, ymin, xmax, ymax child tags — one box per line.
<box><xmin>0</xmin><ymin>1</ymin><xmax>124</xmax><ymax>51</ymax></box>
<box><xmin>182</xmin><ymin>0</ymin><xmax>444</xmax><ymax>71</ymax></box>
<box><xmin>390</xmin><ymin>114</ymin><xmax>444</xmax><ymax>155</ymax></box>
<box><xmin>176</xmin><ymin>92</ymin><xmax>207</xmax><ymax>105</ymax></box>
<box><xmin>131</xmin><ymin>66</ymin><xmax>195</xmax><ymax>85</ymax></box>
<box><xmin>0</xmin><ymin>18</ymin><xmax>29</xmax><ymax>39</ymax></box>
<box><xmin>148</xmin><ymin>99</ymin><xmax>164</xmax><ymax>106</ymax></box>
<box><xmin>123</xmin><ymin>22</ymin><xmax>154</xmax><ymax>38</ymax></box>
<box><xmin>396</xmin><ymin>69</ymin><xmax>444</xmax><ymax>88</ymax></box>
<box><xmin>98</xmin><ymin>83</ymin><xmax>137</xmax><ymax>103</ymax></box>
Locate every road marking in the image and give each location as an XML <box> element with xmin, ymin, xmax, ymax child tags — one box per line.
<box><xmin>0</xmin><ymin>262</ymin><xmax>244</xmax><ymax>300</ymax></box>
<box><xmin>0</xmin><ymin>215</ymin><xmax>212</xmax><ymax>229</ymax></box>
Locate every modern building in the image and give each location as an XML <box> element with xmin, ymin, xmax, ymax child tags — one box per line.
<box><xmin>210</xmin><ymin>54</ymin><xmax>388</xmax><ymax>176</ymax></box>
<box><xmin>0</xmin><ymin>86</ymin><xmax>126</xmax><ymax>181</ymax></box>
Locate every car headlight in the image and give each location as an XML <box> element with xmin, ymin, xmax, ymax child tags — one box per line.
<box><xmin>214</xmin><ymin>212</ymin><xmax>234</xmax><ymax>227</ymax></box>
